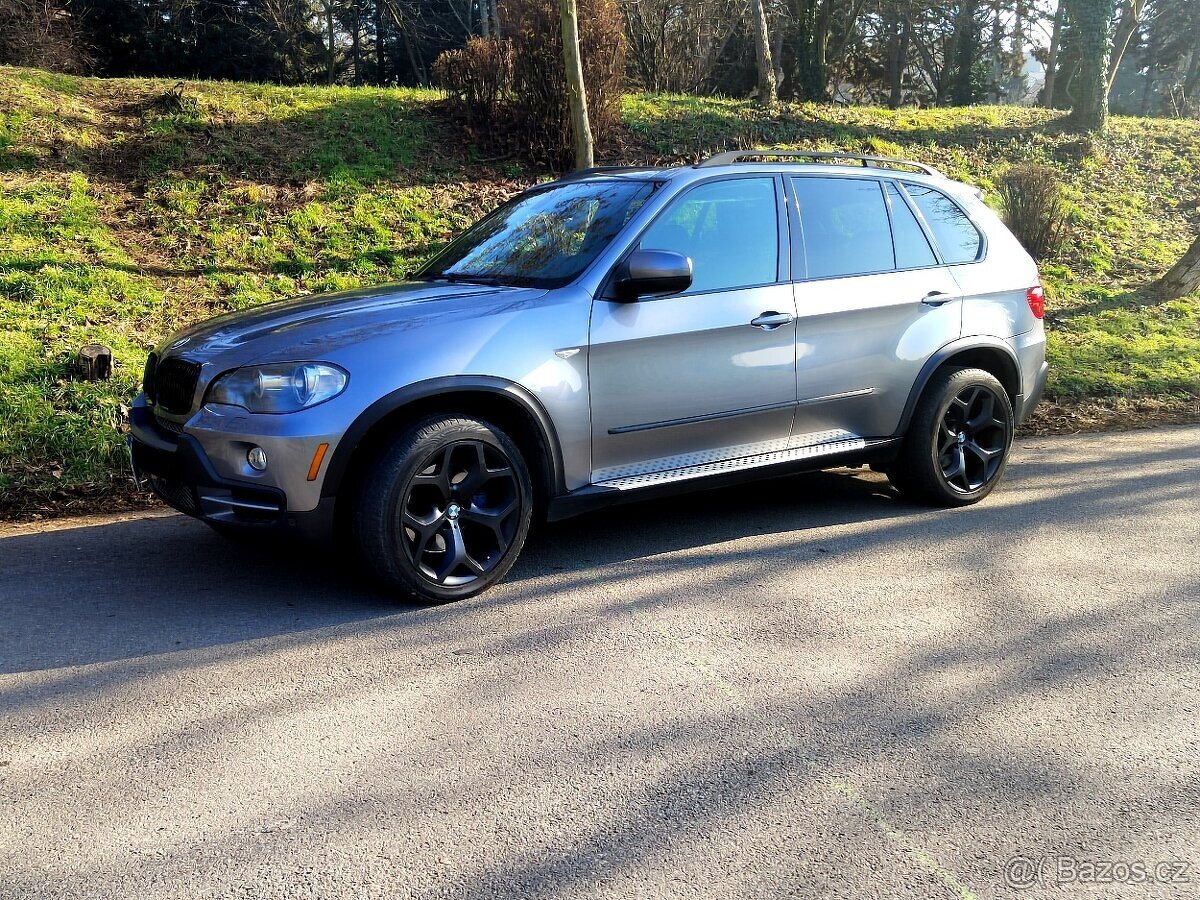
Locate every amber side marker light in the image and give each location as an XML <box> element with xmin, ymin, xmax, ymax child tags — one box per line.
<box><xmin>307</xmin><ymin>443</ymin><xmax>330</xmax><ymax>481</ymax></box>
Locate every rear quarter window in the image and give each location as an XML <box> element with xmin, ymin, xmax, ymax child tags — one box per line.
<box><xmin>903</xmin><ymin>183</ymin><xmax>983</xmax><ymax>265</ymax></box>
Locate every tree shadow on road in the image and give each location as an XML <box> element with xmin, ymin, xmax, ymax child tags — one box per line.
<box><xmin>1</xmin><ymin>431</ymin><xmax>1197</xmax><ymax>897</ymax></box>
<box><xmin>0</xmin><ymin>435</ymin><xmax>1196</xmax><ymax>677</ymax></box>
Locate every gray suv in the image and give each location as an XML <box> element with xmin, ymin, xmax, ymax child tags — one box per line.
<box><xmin>130</xmin><ymin>150</ymin><xmax>1048</xmax><ymax>602</ymax></box>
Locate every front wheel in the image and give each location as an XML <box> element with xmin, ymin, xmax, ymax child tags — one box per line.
<box><xmin>888</xmin><ymin>367</ymin><xmax>1014</xmax><ymax>507</ymax></box>
<box><xmin>354</xmin><ymin>415</ymin><xmax>534</xmax><ymax>603</ymax></box>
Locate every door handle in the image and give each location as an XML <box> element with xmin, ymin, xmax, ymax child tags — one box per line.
<box><xmin>750</xmin><ymin>311</ymin><xmax>794</xmax><ymax>330</ymax></box>
<box><xmin>921</xmin><ymin>290</ymin><xmax>957</xmax><ymax>307</ymax></box>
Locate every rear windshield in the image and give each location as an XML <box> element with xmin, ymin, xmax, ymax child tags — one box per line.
<box><xmin>418</xmin><ymin>179</ymin><xmax>656</xmax><ymax>289</ymax></box>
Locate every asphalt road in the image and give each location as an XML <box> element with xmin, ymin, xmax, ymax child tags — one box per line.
<box><xmin>1</xmin><ymin>426</ymin><xmax>1198</xmax><ymax>899</ymax></box>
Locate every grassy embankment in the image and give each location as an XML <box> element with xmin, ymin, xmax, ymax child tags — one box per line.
<box><xmin>1</xmin><ymin>66</ymin><xmax>1198</xmax><ymax>513</ymax></box>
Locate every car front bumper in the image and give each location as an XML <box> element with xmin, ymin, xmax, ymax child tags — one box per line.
<box><xmin>128</xmin><ymin>400</ymin><xmax>336</xmax><ymax>540</ymax></box>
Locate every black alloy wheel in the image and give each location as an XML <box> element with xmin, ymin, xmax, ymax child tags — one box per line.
<box><xmin>936</xmin><ymin>384</ymin><xmax>1009</xmax><ymax>494</ymax></box>
<box><xmin>888</xmin><ymin>366</ymin><xmax>1014</xmax><ymax>507</ymax></box>
<box><xmin>355</xmin><ymin>415</ymin><xmax>533</xmax><ymax>602</ymax></box>
<box><xmin>400</xmin><ymin>440</ymin><xmax>522</xmax><ymax>587</ymax></box>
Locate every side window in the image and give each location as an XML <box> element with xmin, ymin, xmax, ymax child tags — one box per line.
<box><xmin>639</xmin><ymin>178</ymin><xmax>778</xmax><ymax>293</ymax></box>
<box><xmin>902</xmin><ymin>184</ymin><xmax>982</xmax><ymax>264</ymax></box>
<box><xmin>885</xmin><ymin>183</ymin><xmax>937</xmax><ymax>269</ymax></box>
<box><xmin>791</xmin><ymin>177</ymin><xmax>895</xmax><ymax>279</ymax></box>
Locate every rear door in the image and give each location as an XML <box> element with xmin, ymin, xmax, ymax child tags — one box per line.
<box><xmin>899</xmin><ymin>181</ymin><xmax>1035</xmax><ymax>336</ymax></box>
<box><xmin>788</xmin><ymin>175</ymin><xmax>963</xmax><ymax>439</ymax></box>
<box><xmin>588</xmin><ymin>176</ymin><xmax>798</xmax><ymax>482</ymax></box>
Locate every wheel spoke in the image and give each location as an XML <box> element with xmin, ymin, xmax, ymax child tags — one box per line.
<box><xmin>942</xmin><ymin>446</ymin><xmax>965</xmax><ymax>483</ymax></box>
<box><xmin>938</xmin><ymin>421</ymin><xmax>958</xmax><ymax>453</ymax></box>
<box><xmin>965</xmin><ymin>440</ymin><xmax>1001</xmax><ymax>463</ymax></box>
<box><xmin>412</xmin><ymin>445</ymin><xmax>454</xmax><ymax>498</ymax></box>
<box><xmin>402</xmin><ymin>509</ymin><xmax>443</xmax><ymax>556</ymax></box>
<box><xmin>967</xmin><ymin>391</ymin><xmax>995</xmax><ymax>431</ymax></box>
<box><xmin>463</xmin><ymin>497</ymin><xmax>518</xmax><ymax>542</ymax></box>
<box><xmin>433</xmin><ymin>520</ymin><xmax>470</xmax><ymax>583</ymax></box>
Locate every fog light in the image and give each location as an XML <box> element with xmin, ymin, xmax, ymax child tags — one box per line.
<box><xmin>247</xmin><ymin>446</ymin><xmax>268</xmax><ymax>471</ymax></box>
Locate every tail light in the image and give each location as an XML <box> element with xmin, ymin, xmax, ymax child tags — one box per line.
<box><xmin>1027</xmin><ymin>285</ymin><xmax>1045</xmax><ymax>319</ymax></box>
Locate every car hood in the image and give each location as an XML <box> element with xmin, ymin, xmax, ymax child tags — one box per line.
<box><xmin>157</xmin><ymin>280</ymin><xmax>549</xmax><ymax>367</ymax></box>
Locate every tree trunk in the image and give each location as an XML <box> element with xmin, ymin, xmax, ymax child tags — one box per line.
<box><xmin>375</xmin><ymin>0</ymin><xmax>386</xmax><ymax>83</ymax></box>
<box><xmin>1011</xmin><ymin>0</ymin><xmax>1026</xmax><ymax>99</ymax></box>
<box><xmin>1042</xmin><ymin>0</ymin><xmax>1064</xmax><ymax>106</ymax></box>
<box><xmin>560</xmin><ymin>0</ymin><xmax>593</xmax><ymax>169</ymax></box>
<box><xmin>827</xmin><ymin>0</ymin><xmax>867</xmax><ymax>94</ymax></box>
<box><xmin>989</xmin><ymin>0</ymin><xmax>1003</xmax><ymax>103</ymax></box>
<box><xmin>749</xmin><ymin>0</ymin><xmax>778</xmax><ymax>104</ymax></box>
<box><xmin>785</xmin><ymin>0</ymin><xmax>832</xmax><ymax>102</ymax></box>
<box><xmin>952</xmin><ymin>0</ymin><xmax>978</xmax><ymax>105</ymax></box>
<box><xmin>1063</xmin><ymin>0</ymin><xmax>1116</xmax><ymax>130</ymax></box>
<box><xmin>350</xmin><ymin>0</ymin><xmax>361</xmax><ymax>84</ymax></box>
<box><xmin>1107</xmin><ymin>0</ymin><xmax>1144</xmax><ymax>90</ymax></box>
<box><xmin>480</xmin><ymin>0</ymin><xmax>490</xmax><ymax>37</ymax></box>
<box><xmin>326</xmin><ymin>0</ymin><xmax>336</xmax><ymax>85</ymax></box>
<box><xmin>886</xmin><ymin>1</ymin><xmax>911</xmax><ymax>108</ymax></box>
<box><xmin>1157</xmin><ymin>235</ymin><xmax>1200</xmax><ymax>300</ymax></box>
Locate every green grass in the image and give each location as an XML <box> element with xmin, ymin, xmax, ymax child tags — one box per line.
<box><xmin>1</xmin><ymin>67</ymin><xmax>1198</xmax><ymax>509</ymax></box>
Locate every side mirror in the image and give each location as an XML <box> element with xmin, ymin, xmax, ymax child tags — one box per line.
<box><xmin>613</xmin><ymin>249</ymin><xmax>693</xmax><ymax>301</ymax></box>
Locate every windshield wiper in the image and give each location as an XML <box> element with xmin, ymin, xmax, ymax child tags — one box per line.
<box><xmin>419</xmin><ymin>273</ymin><xmax>510</xmax><ymax>287</ymax></box>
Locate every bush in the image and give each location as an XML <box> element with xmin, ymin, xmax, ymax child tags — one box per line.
<box><xmin>998</xmin><ymin>164</ymin><xmax>1069</xmax><ymax>261</ymax></box>
<box><xmin>433</xmin><ymin>0</ymin><xmax>626</xmax><ymax>170</ymax></box>
<box><xmin>432</xmin><ymin>37</ymin><xmax>515</xmax><ymax>136</ymax></box>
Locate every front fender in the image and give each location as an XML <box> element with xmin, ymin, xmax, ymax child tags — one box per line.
<box><xmin>319</xmin><ymin>375</ymin><xmax>566</xmax><ymax>500</ymax></box>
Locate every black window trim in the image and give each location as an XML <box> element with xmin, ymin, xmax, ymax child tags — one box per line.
<box><xmin>786</xmin><ymin>172</ymin><xmax>948</xmax><ymax>283</ymax></box>
<box><xmin>602</xmin><ymin>172</ymin><xmax>791</xmax><ymax>300</ymax></box>
<box><xmin>894</xmin><ymin>179</ymin><xmax>988</xmax><ymax>266</ymax></box>
<box><xmin>881</xmin><ymin>178</ymin><xmax>942</xmax><ymax>270</ymax></box>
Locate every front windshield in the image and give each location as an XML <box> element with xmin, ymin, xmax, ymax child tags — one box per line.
<box><xmin>418</xmin><ymin>179</ymin><xmax>657</xmax><ymax>289</ymax></box>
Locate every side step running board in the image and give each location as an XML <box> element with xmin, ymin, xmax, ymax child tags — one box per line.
<box><xmin>595</xmin><ymin>435</ymin><xmax>867</xmax><ymax>491</ymax></box>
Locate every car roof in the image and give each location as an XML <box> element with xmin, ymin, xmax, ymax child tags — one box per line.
<box><xmin>558</xmin><ymin>157</ymin><xmax>978</xmax><ymax>201</ymax></box>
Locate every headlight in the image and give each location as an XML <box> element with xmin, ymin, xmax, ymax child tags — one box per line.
<box><xmin>206</xmin><ymin>363</ymin><xmax>349</xmax><ymax>413</ymax></box>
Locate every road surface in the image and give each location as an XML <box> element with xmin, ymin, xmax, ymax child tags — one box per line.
<box><xmin>1</xmin><ymin>426</ymin><xmax>1198</xmax><ymax>899</ymax></box>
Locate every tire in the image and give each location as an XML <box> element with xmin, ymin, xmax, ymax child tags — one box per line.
<box><xmin>353</xmin><ymin>415</ymin><xmax>534</xmax><ymax>603</ymax></box>
<box><xmin>888</xmin><ymin>366</ymin><xmax>1014</xmax><ymax>507</ymax></box>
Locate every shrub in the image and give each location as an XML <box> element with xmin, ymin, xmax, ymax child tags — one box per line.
<box><xmin>502</xmin><ymin>0</ymin><xmax>625</xmax><ymax>169</ymax></box>
<box><xmin>998</xmin><ymin>164</ymin><xmax>1069</xmax><ymax>261</ymax></box>
<box><xmin>432</xmin><ymin>37</ymin><xmax>515</xmax><ymax>137</ymax></box>
<box><xmin>433</xmin><ymin>0</ymin><xmax>626</xmax><ymax>170</ymax></box>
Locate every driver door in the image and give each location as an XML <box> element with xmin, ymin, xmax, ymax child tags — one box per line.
<box><xmin>588</xmin><ymin>176</ymin><xmax>798</xmax><ymax>483</ymax></box>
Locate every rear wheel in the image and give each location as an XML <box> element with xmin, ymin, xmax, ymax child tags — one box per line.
<box><xmin>889</xmin><ymin>367</ymin><xmax>1014</xmax><ymax>507</ymax></box>
<box><xmin>354</xmin><ymin>415</ymin><xmax>533</xmax><ymax>603</ymax></box>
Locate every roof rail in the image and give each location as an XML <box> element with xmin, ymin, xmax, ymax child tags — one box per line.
<box><xmin>698</xmin><ymin>149</ymin><xmax>944</xmax><ymax>178</ymax></box>
<box><xmin>556</xmin><ymin>165</ymin><xmax>661</xmax><ymax>181</ymax></box>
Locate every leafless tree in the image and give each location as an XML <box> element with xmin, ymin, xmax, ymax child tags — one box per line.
<box><xmin>560</xmin><ymin>0</ymin><xmax>594</xmax><ymax>168</ymax></box>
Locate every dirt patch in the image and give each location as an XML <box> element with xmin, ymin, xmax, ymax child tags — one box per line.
<box><xmin>1021</xmin><ymin>396</ymin><xmax>1200</xmax><ymax>435</ymax></box>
